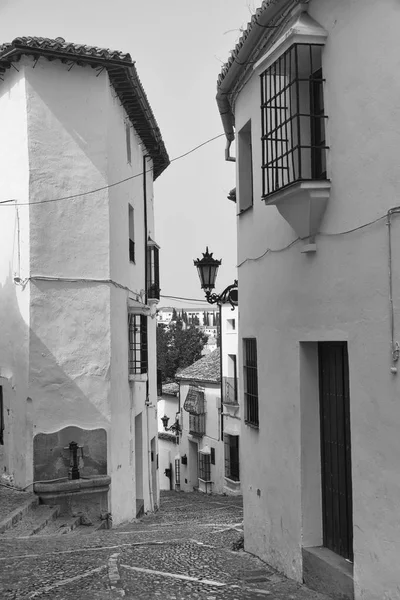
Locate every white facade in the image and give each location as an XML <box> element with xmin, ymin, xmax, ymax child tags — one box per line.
<box><xmin>157</xmin><ymin>385</ymin><xmax>180</xmax><ymax>491</ymax></box>
<box><xmin>221</xmin><ymin>305</ymin><xmax>240</xmax><ymax>495</ymax></box>
<box><xmin>0</xmin><ymin>40</ymin><xmax>168</xmax><ymax>525</ymax></box>
<box><xmin>217</xmin><ymin>1</ymin><xmax>400</xmax><ymax>599</ymax></box>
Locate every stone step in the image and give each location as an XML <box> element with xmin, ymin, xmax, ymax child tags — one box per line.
<box><xmin>0</xmin><ymin>494</ymin><xmax>39</xmax><ymax>534</ymax></box>
<box><xmin>1</xmin><ymin>504</ymin><xmax>60</xmax><ymax>538</ymax></box>
<box><xmin>35</xmin><ymin>514</ymin><xmax>83</xmax><ymax>536</ymax></box>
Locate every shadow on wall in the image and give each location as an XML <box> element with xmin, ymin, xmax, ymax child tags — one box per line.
<box><xmin>0</xmin><ymin>267</ymin><xmax>32</xmax><ymax>484</ymax></box>
<box><xmin>0</xmin><ymin>267</ymin><xmax>111</xmax><ymax>485</ymax></box>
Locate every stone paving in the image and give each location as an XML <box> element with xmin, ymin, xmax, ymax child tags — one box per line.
<box><xmin>0</xmin><ymin>491</ymin><xmax>331</xmax><ymax>599</ymax></box>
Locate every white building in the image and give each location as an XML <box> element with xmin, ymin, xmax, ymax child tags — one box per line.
<box><xmin>220</xmin><ymin>305</ymin><xmax>240</xmax><ymax>495</ymax></box>
<box><xmin>0</xmin><ymin>36</ymin><xmax>169</xmax><ymax>524</ymax></box>
<box><xmin>216</xmin><ymin>1</ymin><xmax>400</xmax><ymax>599</ymax></box>
<box><xmin>157</xmin><ymin>382</ymin><xmax>179</xmax><ymax>491</ymax></box>
<box><xmin>175</xmin><ymin>349</ymin><xmax>224</xmax><ymax>494</ymax></box>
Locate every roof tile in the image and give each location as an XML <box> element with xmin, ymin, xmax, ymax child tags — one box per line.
<box><xmin>177</xmin><ymin>348</ymin><xmax>220</xmax><ymax>384</ymax></box>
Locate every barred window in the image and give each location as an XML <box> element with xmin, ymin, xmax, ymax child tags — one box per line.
<box><xmin>225</xmin><ymin>434</ymin><xmax>239</xmax><ymax>481</ymax></box>
<box><xmin>175</xmin><ymin>458</ymin><xmax>180</xmax><ymax>487</ymax></box>
<box><xmin>244</xmin><ymin>338</ymin><xmax>259</xmax><ymax>427</ymax></box>
<box><xmin>261</xmin><ymin>44</ymin><xmax>327</xmax><ymax>198</ymax></box>
<box><xmin>128</xmin><ymin>314</ymin><xmax>148</xmax><ymax>375</ymax></box>
<box><xmin>199</xmin><ymin>453</ymin><xmax>211</xmax><ymax>481</ymax></box>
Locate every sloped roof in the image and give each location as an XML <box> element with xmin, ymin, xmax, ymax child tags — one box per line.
<box><xmin>177</xmin><ymin>348</ymin><xmax>220</xmax><ymax>384</ymax></box>
<box><xmin>216</xmin><ymin>0</ymin><xmax>309</xmax><ymax>141</ymax></box>
<box><xmin>0</xmin><ymin>36</ymin><xmax>169</xmax><ymax>179</ymax></box>
<box><xmin>162</xmin><ymin>382</ymin><xmax>179</xmax><ymax>396</ymax></box>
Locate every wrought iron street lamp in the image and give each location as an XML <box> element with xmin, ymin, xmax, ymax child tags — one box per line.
<box><xmin>193</xmin><ymin>247</ymin><xmax>238</xmax><ymax>309</ymax></box>
<box><xmin>161</xmin><ymin>414</ymin><xmax>182</xmax><ymax>434</ymax></box>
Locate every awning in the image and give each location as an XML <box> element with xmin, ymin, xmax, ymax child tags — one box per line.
<box><xmin>183</xmin><ymin>386</ymin><xmax>205</xmax><ymax>415</ymax></box>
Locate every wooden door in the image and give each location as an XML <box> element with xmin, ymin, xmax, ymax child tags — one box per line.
<box><xmin>318</xmin><ymin>342</ymin><xmax>353</xmax><ymax>560</ymax></box>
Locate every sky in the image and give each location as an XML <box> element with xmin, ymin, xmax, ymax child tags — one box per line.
<box><xmin>0</xmin><ymin>0</ymin><xmax>257</xmax><ymax>308</ymax></box>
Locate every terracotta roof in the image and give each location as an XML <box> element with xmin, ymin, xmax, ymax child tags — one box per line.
<box><xmin>177</xmin><ymin>349</ymin><xmax>220</xmax><ymax>384</ymax></box>
<box><xmin>0</xmin><ymin>36</ymin><xmax>169</xmax><ymax>179</ymax></box>
<box><xmin>217</xmin><ymin>0</ymin><xmax>297</xmax><ymax>87</ymax></box>
<box><xmin>158</xmin><ymin>432</ymin><xmax>177</xmax><ymax>443</ymax></box>
<box><xmin>161</xmin><ymin>382</ymin><xmax>179</xmax><ymax>396</ymax></box>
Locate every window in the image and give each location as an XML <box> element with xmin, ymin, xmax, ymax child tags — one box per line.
<box><xmin>261</xmin><ymin>44</ymin><xmax>327</xmax><ymax>198</ymax></box>
<box><xmin>225</xmin><ymin>435</ymin><xmax>240</xmax><ymax>481</ymax></box>
<box><xmin>129</xmin><ymin>204</ymin><xmax>135</xmax><ymax>263</ymax></box>
<box><xmin>128</xmin><ymin>314</ymin><xmax>148</xmax><ymax>375</ymax></box>
<box><xmin>175</xmin><ymin>458</ymin><xmax>180</xmax><ymax>487</ymax></box>
<box><xmin>147</xmin><ymin>241</ymin><xmax>160</xmax><ymax>300</ymax></box>
<box><xmin>189</xmin><ymin>413</ymin><xmax>206</xmax><ymax>437</ymax></box>
<box><xmin>0</xmin><ymin>386</ymin><xmax>3</xmax><ymax>445</ymax></box>
<box><xmin>227</xmin><ymin>318</ymin><xmax>236</xmax><ymax>331</ymax></box>
<box><xmin>126</xmin><ymin>122</ymin><xmax>131</xmax><ymax>164</ymax></box>
<box><xmin>210</xmin><ymin>447</ymin><xmax>215</xmax><ymax>465</ymax></box>
<box><xmin>199</xmin><ymin>453</ymin><xmax>211</xmax><ymax>481</ymax></box>
<box><xmin>244</xmin><ymin>338</ymin><xmax>259</xmax><ymax>426</ymax></box>
<box><xmin>238</xmin><ymin>120</ymin><xmax>253</xmax><ymax>212</ymax></box>
<box><xmin>224</xmin><ymin>354</ymin><xmax>238</xmax><ymax>405</ymax></box>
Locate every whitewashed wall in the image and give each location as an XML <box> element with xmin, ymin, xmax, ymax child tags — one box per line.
<box><xmin>234</xmin><ymin>0</ymin><xmax>400</xmax><ymax>597</ymax></box>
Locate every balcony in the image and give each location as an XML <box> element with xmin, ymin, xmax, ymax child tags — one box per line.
<box><xmin>189</xmin><ymin>413</ymin><xmax>205</xmax><ymax>437</ymax></box>
<box><xmin>223</xmin><ymin>376</ymin><xmax>238</xmax><ymax>405</ymax></box>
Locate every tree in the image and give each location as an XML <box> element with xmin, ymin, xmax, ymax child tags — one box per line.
<box><xmin>172</xmin><ymin>307</ymin><xmax>178</xmax><ymax>321</ymax></box>
<box><xmin>157</xmin><ymin>318</ymin><xmax>208</xmax><ymax>382</ymax></box>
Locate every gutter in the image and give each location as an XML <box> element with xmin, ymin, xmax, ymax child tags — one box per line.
<box><xmin>215</xmin><ymin>0</ymin><xmax>294</xmax><ymax>152</ymax></box>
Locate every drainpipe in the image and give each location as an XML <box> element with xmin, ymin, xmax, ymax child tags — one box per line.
<box><xmin>143</xmin><ymin>153</ymin><xmax>154</xmax><ymax>511</ymax></box>
<box><xmin>216</xmin><ymin>0</ymin><xmax>296</xmax><ymax>157</ymax></box>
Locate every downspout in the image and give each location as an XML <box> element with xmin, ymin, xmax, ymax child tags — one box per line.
<box><xmin>143</xmin><ymin>153</ymin><xmax>154</xmax><ymax>511</ymax></box>
<box><xmin>216</xmin><ymin>0</ymin><xmax>296</xmax><ymax>158</ymax></box>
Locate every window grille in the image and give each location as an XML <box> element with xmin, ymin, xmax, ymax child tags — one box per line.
<box><xmin>147</xmin><ymin>243</ymin><xmax>160</xmax><ymax>300</ymax></box>
<box><xmin>175</xmin><ymin>458</ymin><xmax>180</xmax><ymax>487</ymax></box>
<box><xmin>224</xmin><ymin>434</ymin><xmax>240</xmax><ymax>481</ymax></box>
<box><xmin>199</xmin><ymin>453</ymin><xmax>211</xmax><ymax>481</ymax></box>
<box><xmin>261</xmin><ymin>44</ymin><xmax>328</xmax><ymax>198</ymax></box>
<box><xmin>244</xmin><ymin>338</ymin><xmax>259</xmax><ymax>427</ymax></box>
<box><xmin>128</xmin><ymin>314</ymin><xmax>148</xmax><ymax>375</ymax></box>
<box><xmin>0</xmin><ymin>386</ymin><xmax>3</xmax><ymax>445</ymax></box>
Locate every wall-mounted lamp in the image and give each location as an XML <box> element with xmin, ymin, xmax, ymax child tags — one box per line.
<box><xmin>161</xmin><ymin>414</ymin><xmax>182</xmax><ymax>434</ymax></box>
<box><xmin>193</xmin><ymin>247</ymin><xmax>238</xmax><ymax>309</ymax></box>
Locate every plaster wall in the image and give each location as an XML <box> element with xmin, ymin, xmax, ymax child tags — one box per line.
<box><xmin>0</xmin><ymin>67</ymin><xmax>31</xmax><ymax>486</ymax></box>
<box><xmin>178</xmin><ymin>382</ymin><xmax>225</xmax><ymax>494</ymax></box>
<box><xmin>158</xmin><ymin>436</ymin><xmax>177</xmax><ymax>491</ymax></box>
<box><xmin>234</xmin><ymin>0</ymin><xmax>400</xmax><ymax>597</ymax></box>
<box><xmin>157</xmin><ymin>394</ymin><xmax>179</xmax><ymax>491</ymax></box>
<box><xmin>24</xmin><ymin>58</ymin><xmax>113</xmax><ymax>493</ymax></box>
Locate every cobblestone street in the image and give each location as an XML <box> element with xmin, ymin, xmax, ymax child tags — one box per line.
<box><xmin>0</xmin><ymin>491</ymin><xmax>330</xmax><ymax>599</ymax></box>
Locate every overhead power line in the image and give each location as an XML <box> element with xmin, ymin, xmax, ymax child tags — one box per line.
<box><xmin>0</xmin><ymin>133</ymin><xmax>226</xmax><ymax>208</ymax></box>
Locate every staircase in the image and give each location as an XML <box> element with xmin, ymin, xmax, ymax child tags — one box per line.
<box><xmin>0</xmin><ymin>494</ymin><xmax>109</xmax><ymax>538</ymax></box>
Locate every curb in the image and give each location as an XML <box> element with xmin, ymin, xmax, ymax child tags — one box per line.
<box><xmin>0</xmin><ymin>496</ymin><xmax>39</xmax><ymax>534</ymax></box>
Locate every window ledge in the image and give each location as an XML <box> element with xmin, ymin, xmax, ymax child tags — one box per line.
<box><xmin>129</xmin><ymin>373</ymin><xmax>148</xmax><ymax>383</ymax></box>
<box><xmin>198</xmin><ymin>478</ymin><xmax>213</xmax><ymax>484</ymax></box>
<box><xmin>263</xmin><ymin>180</ymin><xmax>331</xmax><ymax>241</ymax></box>
<box><xmin>245</xmin><ymin>420</ymin><xmax>259</xmax><ymax>430</ymax></box>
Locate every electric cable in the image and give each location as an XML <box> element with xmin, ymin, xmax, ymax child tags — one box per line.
<box><xmin>238</xmin><ymin>212</ymin><xmax>388</xmax><ymax>267</ymax></box>
<box><xmin>0</xmin><ymin>133</ymin><xmax>226</xmax><ymax>208</ymax></box>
